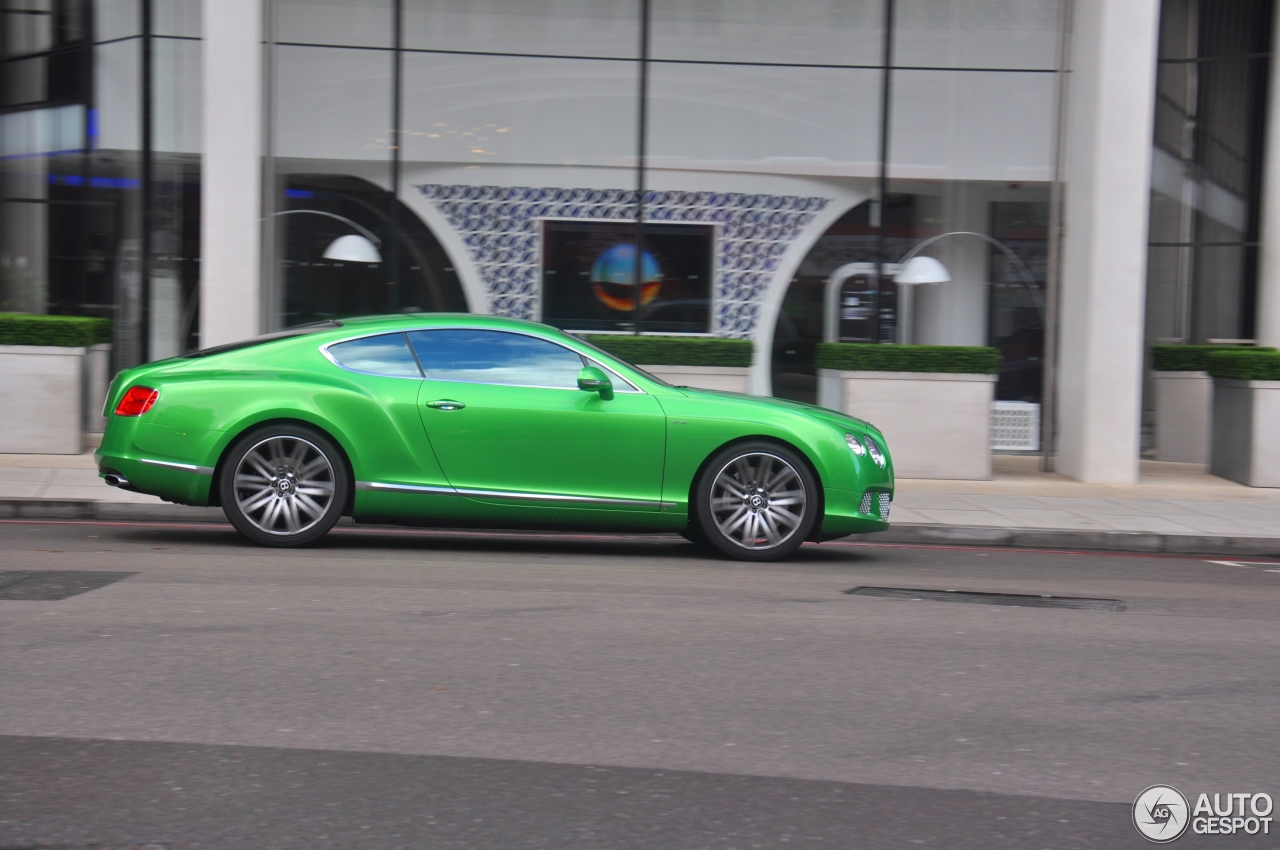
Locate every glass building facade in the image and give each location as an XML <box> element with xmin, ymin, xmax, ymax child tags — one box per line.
<box><xmin>1</xmin><ymin>0</ymin><xmax>1273</xmax><ymax>409</ymax></box>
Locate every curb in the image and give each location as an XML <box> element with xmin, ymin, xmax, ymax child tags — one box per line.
<box><xmin>2</xmin><ymin>499</ymin><xmax>1278</xmax><ymax>558</ymax></box>
<box><xmin>850</xmin><ymin>523</ymin><xmax>1280</xmax><ymax>558</ymax></box>
<box><xmin>0</xmin><ymin>499</ymin><xmax>225</xmax><ymax>523</ymax></box>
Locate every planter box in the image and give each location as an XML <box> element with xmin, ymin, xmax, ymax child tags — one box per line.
<box><xmin>1211</xmin><ymin>378</ymin><xmax>1280</xmax><ymax>487</ymax></box>
<box><xmin>0</xmin><ymin>345</ymin><xmax>87</xmax><ymax>453</ymax></box>
<box><xmin>638</xmin><ymin>364</ymin><xmax>752</xmax><ymax>394</ymax></box>
<box><xmin>818</xmin><ymin>368</ymin><xmax>996</xmax><ymax>479</ymax></box>
<box><xmin>1153</xmin><ymin>370</ymin><xmax>1212</xmax><ymax>463</ymax></box>
<box><xmin>83</xmin><ymin>343</ymin><xmax>112</xmax><ymax>434</ymax></box>
<box><xmin>0</xmin><ymin>343</ymin><xmax>110</xmax><ymax>453</ymax></box>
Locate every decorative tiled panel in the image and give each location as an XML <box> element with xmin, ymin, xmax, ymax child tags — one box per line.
<box><xmin>416</xmin><ymin>184</ymin><xmax>830</xmax><ymax>337</ymax></box>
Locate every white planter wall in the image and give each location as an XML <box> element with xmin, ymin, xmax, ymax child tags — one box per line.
<box><xmin>1153</xmin><ymin>370</ymin><xmax>1212</xmax><ymax>464</ymax></box>
<box><xmin>637</xmin><ymin>365</ymin><xmax>752</xmax><ymax>395</ymax></box>
<box><xmin>1211</xmin><ymin>378</ymin><xmax>1280</xmax><ymax>487</ymax></box>
<box><xmin>83</xmin><ymin>343</ymin><xmax>112</xmax><ymax>434</ymax></box>
<box><xmin>0</xmin><ymin>345</ymin><xmax>86</xmax><ymax>454</ymax></box>
<box><xmin>818</xmin><ymin>368</ymin><xmax>996</xmax><ymax>479</ymax></box>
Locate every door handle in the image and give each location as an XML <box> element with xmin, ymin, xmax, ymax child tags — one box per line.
<box><xmin>425</xmin><ymin>399</ymin><xmax>466</xmax><ymax>411</ymax></box>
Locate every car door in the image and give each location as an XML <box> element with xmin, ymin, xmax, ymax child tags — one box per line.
<box><xmin>409</xmin><ymin>328</ymin><xmax>667</xmax><ymax>510</ymax></box>
<box><xmin>321</xmin><ymin>331</ymin><xmax>449</xmax><ymax>490</ymax></box>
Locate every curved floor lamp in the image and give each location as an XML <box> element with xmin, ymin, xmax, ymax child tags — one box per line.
<box><xmin>272</xmin><ymin>209</ymin><xmax>383</xmax><ymax>263</ymax></box>
<box><xmin>893</xmin><ymin>230</ymin><xmax>1050</xmax><ymax>459</ymax></box>
<box><xmin>893</xmin><ymin>230</ymin><xmax>1043</xmax><ymax>345</ymax></box>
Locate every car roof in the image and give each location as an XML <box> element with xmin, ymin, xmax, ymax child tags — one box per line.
<box><xmin>332</xmin><ymin>313</ymin><xmax>559</xmax><ymax>334</ymax></box>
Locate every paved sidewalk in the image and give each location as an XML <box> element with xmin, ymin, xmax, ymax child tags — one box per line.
<box><xmin>881</xmin><ymin>455</ymin><xmax>1280</xmax><ymax>556</ymax></box>
<box><xmin>2</xmin><ymin>452</ymin><xmax>1278</xmax><ymax>556</ymax></box>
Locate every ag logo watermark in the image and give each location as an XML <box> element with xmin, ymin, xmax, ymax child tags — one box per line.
<box><xmin>1134</xmin><ymin>785</ymin><xmax>1190</xmax><ymax>842</ymax></box>
<box><xmin>1133</xmin><ymin>785</ymin><xmax>1274</xmax><ymax>841</ymax></box>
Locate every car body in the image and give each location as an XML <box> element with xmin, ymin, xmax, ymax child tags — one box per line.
<box><xmin>95</xmin><ymin>314</ymin><xmax>894</xmax><ymax>559</ymax></box>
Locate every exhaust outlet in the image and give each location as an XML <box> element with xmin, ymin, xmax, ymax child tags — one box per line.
<box><xmin>104</xmin><ymin>473</ymin><xmax>128</xmax><ymax>488</ymax></box>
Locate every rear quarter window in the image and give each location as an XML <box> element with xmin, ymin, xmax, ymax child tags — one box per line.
<box><xmin>326</xmin><ymin>333</ymin><xmax>423</xmax><ymax>378</ymax></box>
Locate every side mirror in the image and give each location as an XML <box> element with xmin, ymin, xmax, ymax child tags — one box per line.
<box><xmin>577</xmin><ymin>366</ymin><xmax>614</xmax><ymax>401</ymax></box>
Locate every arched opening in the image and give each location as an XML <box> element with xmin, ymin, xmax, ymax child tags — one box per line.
<box><xmin>771</xmin><ymin>199</ymin><xmax>877</xmax><ymax>403</ymax></box>
<box><xmin>278</xmin><ymin>175</ymin><xmax>468</xmax><ymax>327</ymax></box>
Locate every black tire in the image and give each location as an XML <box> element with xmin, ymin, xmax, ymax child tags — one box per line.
<box><xmin>694</xmin><ymin>441</ymin><xmax>819</xmax><ymax>562</ymax></box>
<box><xmin>218</xmin><ymin>423</ymin><xmax>350</xmax><ymax>547</ymax></box>
<box><xmin>679</xmin><ymin>523</ymin><xmax>707</xmax><ymax>546</ymax></box>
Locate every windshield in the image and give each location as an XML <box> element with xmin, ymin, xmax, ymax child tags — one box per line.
<box><xmin>566</xmin><ymin>334</ymin><xmax>673</xmax><ymax>388</ymax></box>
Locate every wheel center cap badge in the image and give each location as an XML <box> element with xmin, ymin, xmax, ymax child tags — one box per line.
<box><xmin>750</xmin><ymin>494</ymin><xmax>764</xmax><ymax>509</ymax></box>
<box><xmin>277</xmin><ymin>479</ymin><xmax>294</xmax><ymax>495</ymax></box>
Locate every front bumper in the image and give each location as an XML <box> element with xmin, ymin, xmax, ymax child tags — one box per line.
<box><xmin>819</xmin><ymin>486</ymin><xmax>892</xmax><ymax>538</ymax></box>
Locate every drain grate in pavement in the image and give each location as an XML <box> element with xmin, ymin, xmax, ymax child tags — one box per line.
<box><xmin>0</xmin><ymin>570</ymin><xmax>136</xmax><ymax>601</ymax></box>
<box><xmin>844</xmin><ymin>586</ymin><xmax>1125</xmax><ymax>611</ymax></box>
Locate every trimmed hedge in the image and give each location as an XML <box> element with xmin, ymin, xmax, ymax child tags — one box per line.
<box><xmin>815</xmin><ymin>343</ymin><xmax>1000</xmax><ymax>375</ymax></box>
<box><xmin>1150</xmin><ymin>344</ymin><xmax>1268</xmax><ymax>372</ymax></box>
<box><xmin>583</xmin><ymin>334</ymin><xmax>753</xmax><ymax>367</ymax></box>
<box><xmin>1208</xmin><ymin>348</ymin><xmax>1280</xmax><ymax>381</ymax></box>
<box><xmin>0</xmin><ymin>313</ymin><xmax>111</xmax><ymax>347</ymax></box>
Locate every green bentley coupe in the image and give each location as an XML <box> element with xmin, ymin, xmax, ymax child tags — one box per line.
<box><xmin>95</xmin><ymin>315</ymin><xmax>893</xmax><ymax>560</ymax></box>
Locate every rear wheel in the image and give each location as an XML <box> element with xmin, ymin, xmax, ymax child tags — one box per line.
<box><xmin>219</xmin><ymin>424</ymin><xmax>349</xmax><ymax>547</ymax></box>
<box><xmin>695</xmin><ymin>442</ymin><xmax>818</xmax><ymax>562</ymax></box>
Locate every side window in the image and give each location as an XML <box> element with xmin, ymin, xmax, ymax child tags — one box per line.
<box><xmin>327</xmin><ymin>333</ymin><xmax>422</xmax><ymax>378</ymax></box>
<box><xmin>408</xmin><ymin>329</ymin><xmax>586</xmax><ymax>389</ymax></box>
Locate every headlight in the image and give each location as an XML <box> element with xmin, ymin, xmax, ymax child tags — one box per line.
<box><xmin>845</xmin><ymin>432</ymin><xmax>866</xmax><ymax>456</ymax></box>
<box><xmin>862</xmin><ymin>435</ymin><xmax>886</xmax><ymax>468</ymax></box>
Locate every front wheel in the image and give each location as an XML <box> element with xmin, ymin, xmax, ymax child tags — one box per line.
<box><xmin>694</xmin><ymin>442</ymin><xmax>819</xmax><ymax>562</ymax></box>
<box><xmin>219</xmin><ymin>424</ymin><xmax>350</xmax><ymax>547</ymax></box>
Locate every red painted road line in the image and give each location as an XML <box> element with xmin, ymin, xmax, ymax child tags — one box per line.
<box><xmin>1</xmin><ymin>517</ymin><xmax>1276</xmax><ymax>563</ymax></box>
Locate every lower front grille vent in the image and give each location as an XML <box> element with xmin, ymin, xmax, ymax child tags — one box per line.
<box><xmin>860</xmin><ymin>491</ymin><xmax>891</xmax><ymax>521</ymax></box>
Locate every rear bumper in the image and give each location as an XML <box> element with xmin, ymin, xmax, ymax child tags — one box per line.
<box><xmin>95</xmin><ymin>418</ymin><xmax>221</xmax><ymax>506</ymax></box>
<box><xmin>94</xmin><ymin>454</ymin><xmax>215</xmax><ymax>506</ymax></box>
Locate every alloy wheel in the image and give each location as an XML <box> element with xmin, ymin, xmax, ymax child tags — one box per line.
<box><xmin>231</xmin><ymin>435</ymin><xmax>337</xmax><ymax>536</ymax></box>
<box><xmin>708</xmin><ymin>451</ymin><xmax>807</xmax><ymax>550</ymax></box>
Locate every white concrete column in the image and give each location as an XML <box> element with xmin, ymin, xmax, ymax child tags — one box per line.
<box><xmin>1056</xmin><ymin>0</ymin><xmax>1161</xmax><ymax>484</ymax></box>
<box><xmin>200</xmin><ymin>0</ymin><xmax>263</xmax><ymax>348</ymax></box>
<box><xmin>1254</xmin><ymin>11</ymin><xmax>1280</xmax><ymax>349</ymax></box>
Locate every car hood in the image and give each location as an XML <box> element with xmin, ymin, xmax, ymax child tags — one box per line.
<box><xmin>671</xmin><ymin>385</ymin><xmax>881</xmax><ymax>436</ymax></box>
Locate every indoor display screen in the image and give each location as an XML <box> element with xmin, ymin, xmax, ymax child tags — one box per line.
<box><xmin>540</xmin><ymin>220</ymin><xmax>714</xmax><ymax>333</ymax></box>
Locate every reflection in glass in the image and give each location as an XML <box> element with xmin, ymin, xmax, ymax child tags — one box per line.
<box><xmin>648</xmin><ymin>63</ymin><xmax>881</xmax><ymax>168</ymax></box>
<box><xmin>1144</xmin><ymin>0</ymin><xmax>1269</xmax><ymax>345</ymax></box>
<box><xmin>650</xmin><ymin>0</ymin><xmax>882</xmax><ymax>66</ymax></box>
<box><xmin>403</xmin><ymin>0</ymin><xmax>638</xmax><ymax>58</ymax></box>
<box><xmin>93</xmin><ymin>0</ymin><xmax>140</xmax><ymax>43</ymax></box>
<box><xmin>409</xmin><ymin>329</ymin><xmax>586</xmax><ymax>388</ymax></box>
<box><xmin>888</xmin><ymin>70</ymin><xmax>1055</xmax><ymax>181</ymax></box>
<box><xmin>400</xmin><ymin>53</ymin><xmax>639</xmax><ymax>168</ymax></box>
<box><xmin>273</xmin><ymin>45</ymin><xmax>394</xmax><ymax>162</ymax></box>
<box><xmin>893</xmin><ymin>0</ymin><xmax>1061</xmax><ymax>70</ymax></box>
<box><xmin>276</xmin><ymin>0</ymin><xmax>393</xmax><ymax>48</ymax></box>
<box><xmin>328</xmin><ymin>332</ymin><xmax>422</xmax><ymax>377</ymax></box>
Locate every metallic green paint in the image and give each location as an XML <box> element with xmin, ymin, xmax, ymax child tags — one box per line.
<box><xmin>95</xmin><ymin>314</ymin><xmax>894</xmax><ymax>540</ymax></box>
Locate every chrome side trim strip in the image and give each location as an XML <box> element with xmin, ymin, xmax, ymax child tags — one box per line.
<box><xmin>139</xmin><ymin>458</ymin><xmax>215</xmax><ymax>475</ymax></box>
<box><xmin>357</xmin><ymin>481</ymin><xmax>454</xmax><ymax>495</ymax></box>
<box><xmin>356</xmin><ymin>480</ymin><xmax>663</xmax><ymax>507</ymax></box>
<box><xmin>453</xmin><ymin>487</ymin><xmax>658</xmax><ymax>507</ymax></box>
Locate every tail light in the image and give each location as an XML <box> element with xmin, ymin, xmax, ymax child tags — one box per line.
<box><xmin>114</xmin><ymin>386</ymin><xmax>159</xmax><ymax>416</ymax></box>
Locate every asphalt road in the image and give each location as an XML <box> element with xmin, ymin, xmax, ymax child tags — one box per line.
<box><xmin>2</xmin><ymin>519</ymin><xmax>1279</xmax><ymax>849</ymax></box>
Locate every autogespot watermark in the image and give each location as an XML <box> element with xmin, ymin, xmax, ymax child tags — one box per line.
<box><xmin>1133</xmin><ymin>785</ymin><xmax>1274</xmax><ymax>842</ymax></box>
